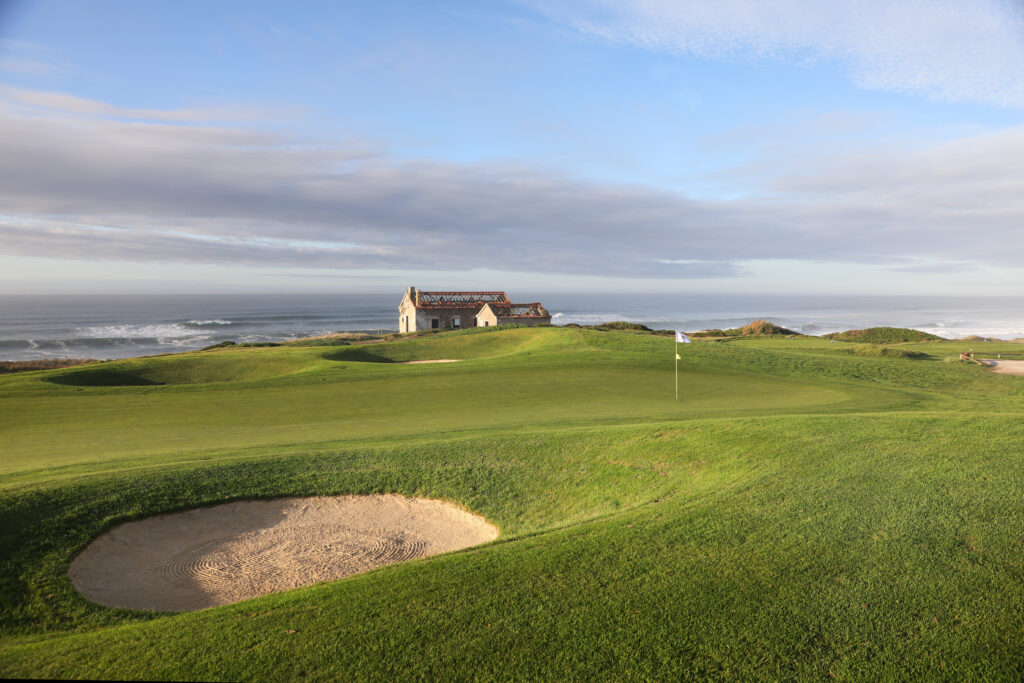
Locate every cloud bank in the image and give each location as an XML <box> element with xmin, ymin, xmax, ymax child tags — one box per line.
<box><xmin>2</xmin><ymin>89</ymin><xmax>1024</xmax><ymax>278</ymax></box>
<box><xmin>533</xmin><ymin>0</ymin><xmax>1024</xmax><ymax>109</ymax></box>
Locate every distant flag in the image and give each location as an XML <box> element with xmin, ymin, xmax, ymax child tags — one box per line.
<box><xmin>673</xmin><ymin>331</ymin><xmax>689</xmax><ymax>401</ymax></box>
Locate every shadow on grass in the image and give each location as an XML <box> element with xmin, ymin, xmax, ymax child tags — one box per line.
<box><xmin>46</xmin><ymin>369</ymin><xmax>164</xmax><ymax>387</ymax></box>
<box><xmin>321</xmin><ymin>349</ymin><xmax>398</xmax><ymax>363</ymax></box>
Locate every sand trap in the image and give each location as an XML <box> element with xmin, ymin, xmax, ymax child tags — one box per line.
<box><xmin>983</xmin><ymin>360</ymin><xmax>1024</xmax><ymax>375</ymax></box>
<box><xmin>69</xmin><ymin>495</ymin><xmax>497</xmax><ymax>612</ymax></box>
<box><xmin>399</xmin><ymin>359</ymin><xmax>461</xmax><ymax>364</ymax></box>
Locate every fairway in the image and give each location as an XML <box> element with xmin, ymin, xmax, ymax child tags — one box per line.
<box><xmin>3</xmin><ymin>327</ymin><xmax>1024</xmax><ymax>679</ymax></box>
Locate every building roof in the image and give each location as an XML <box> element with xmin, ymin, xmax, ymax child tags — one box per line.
<box><xmin>484</xmin><ymin>303</ymin><xmax>550</xmax><ymax>318</ymax></box>
<box><xmin>414</xmin><ymin>291</ymin><xmax>510</xmax><ymax>309</ymax></box>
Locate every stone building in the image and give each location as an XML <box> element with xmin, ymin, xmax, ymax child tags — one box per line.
<box><xmin>398</xmin><ymin>287</ymin><xmax>551</xmax><ymax>332</ymax></box>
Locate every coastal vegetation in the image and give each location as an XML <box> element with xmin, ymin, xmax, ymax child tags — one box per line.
<box><xmin>0</xmin><ymin>358</ymin><xmax>98</xmax><ymax>374</ymax></box>
<box><xmin>689</xmin><ymin>319</ymin><xmax>799</xmax><ymax>337</ymax></box>
<box><xmin>824</xmin><ymin>326</ymin><xmax>944</xmax><ymax>343</ymax></box>
<box><xmin>2</xmin><ymin>326</ymin><xmax>1024</xmax><ymax>678</ymax></box>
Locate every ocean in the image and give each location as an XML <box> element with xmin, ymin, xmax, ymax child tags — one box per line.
<box><xmin>2</xmin><ymin>292</ymin><xmax>1023</xmax><ymax>362</ymax></box>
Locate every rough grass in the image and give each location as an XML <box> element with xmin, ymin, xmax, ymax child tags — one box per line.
<box><xmin>0</xmin><ymin>358</ymin><xmax>98</xmax><ymax>374</ymax></box>
<box><xmin>825</xmin><ymin>326</ymin><xmax>944</xmax><ymax>343</ymax></box>
<box><xmin>830</xmin><ymin>343</ymin><xmax>927</xmax><ymax>359</ymax></box>
<box><xmin>2</xmin><ymin>327</ymin><xmax>1024</xmax><ymax>679</ymax></box>
<box><xmin>690</xmin><ymin>319</ymin><xmax>799</xmax><ymax>337</ymax></box>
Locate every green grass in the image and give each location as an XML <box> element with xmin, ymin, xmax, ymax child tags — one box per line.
<box><xmin>2</xmin><ymin>327</ymin><xmax>1024</xmax><ymax>679</ymax></box>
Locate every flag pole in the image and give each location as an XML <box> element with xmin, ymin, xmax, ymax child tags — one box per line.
<box><xmin>674</xmin><ymin>331</ymin><xmax>691</xmax><ymax>400</ymax></box>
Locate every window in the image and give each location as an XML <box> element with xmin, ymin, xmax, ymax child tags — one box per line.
<box><xmin>453</xmin><ymin>316</ymin><xmax>461</xmax><ymax>328</ymax></box>
<box><xmin>431</xmin><ymin>318</ymin><xmax>439</xmax><ymax>329</ymax></box>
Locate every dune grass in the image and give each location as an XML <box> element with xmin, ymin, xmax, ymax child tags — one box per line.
<box><xmin>0</xmin><ymin>358</ymin><xmax>99</xmax><ymax>374</ymax></box>
<box><xmin>824</xmin><ymin>326</ymin><xmax>944</xmax><ymax>343</ymax></box>
<box><xmin>2</xmin><ymin>327</ymin><xmax>1024</xmax><ymax>679</ymax></box>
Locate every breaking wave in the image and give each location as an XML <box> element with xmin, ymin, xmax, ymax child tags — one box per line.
<box><xmin>77</xmin><ymin>323</ymin><xmax>200</xmax><ymax>339</ymax></box>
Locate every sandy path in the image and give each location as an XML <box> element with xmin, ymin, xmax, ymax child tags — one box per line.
<box><xmin>69</xmin><ymin>495</ymin><xmax>497</xmax><ymax>612</ymax></box>
<box><xmin>983</xmin><ymin>360</ymin><xmax>1024</xmax><ymax>375</ymax></box>
<box><xmin>399</xmin><ymin>359</ymin><xmax>461</xmax><ymax>364</ymax></box>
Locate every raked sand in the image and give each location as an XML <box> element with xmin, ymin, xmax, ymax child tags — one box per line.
<box><xmin>984</xmin><ymin>360</ymin><xmax>1024</xmax><ymax>375</ymax></box>
<box><xmin>69</xmin><ymin>495</ymin><xmax>498</xmax><ymax>612</ymax></box>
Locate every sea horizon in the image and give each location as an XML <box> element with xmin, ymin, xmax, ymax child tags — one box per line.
<box><xmin>3</xmin><ymin>291</ymin><xmax>1023</xmax><ymax>362</ymax></box>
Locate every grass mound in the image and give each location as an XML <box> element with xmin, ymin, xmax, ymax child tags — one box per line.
<box><xmin>325</xmin><ymin>325</ymin><xmax>555</xmax><ymax>363</ymax></box>
<box><xmin>588</xmin><ymin>321</ymin><xmax>653</xmax><ymax>332</ymax></box>
<box><xmin>200</xmin><ymin>340</ymin><xmax>282</xmax><ymax>350</ymax></box>
<box><xmin>691</xmin><ymin>319</ymin><xmax>799</xmax><ymax>337</ymax></box>
<box><xmin>323</xmin><ymin>348</ymin><xmax>397</xmax><ymax>363</ymax></box>
<box><xmin>47</xmin><ymin>348</ymin><xmax>319</xmax><ymax>386</ymax></box>
<box><xmin>824</xmin><ymin>327</ymin><xmax>943</xmax><ymax>343</ymax></box>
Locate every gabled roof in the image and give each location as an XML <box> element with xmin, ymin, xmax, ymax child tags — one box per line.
<box><xmin>482</xmin><ymin>302</ymin><xmax>550</xmax><ymax>318</ymax></box>
<box><xmin>415</xmin><ymin>291</ymin><xmax>510</xmax><ymax>309</ymax></box>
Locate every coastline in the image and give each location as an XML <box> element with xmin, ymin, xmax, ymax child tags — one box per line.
<box><xmin>4</xmin><ymin>292</ymin><xmax>1024</xmax><ymax>362</ymax></box>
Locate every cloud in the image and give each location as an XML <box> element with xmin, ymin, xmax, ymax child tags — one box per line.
<box><xmin>884</xmin><ymin>262</ymin><xmax>979</xmax><ymax>274</ymax></box>
<box><xmin>0</xmin><ymin>56</ymin><xmax>56</xmax><ymax>75</ymax></box>
<box><xmin>530</xmin><ymin>0</ymin><xmax>1024</xmax><ymax>109</ymax></box>
<box><xmin>0</xmin><ymin>85</ymin><xmax>297</xmax><ymax>124</ymax></box>
<box><xmin>2</xmin><ymin>88</ymin><xmax>1024</xmax><ymax>278</ymax></box>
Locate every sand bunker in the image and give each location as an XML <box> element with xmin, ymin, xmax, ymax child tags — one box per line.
<box><xmin>69</xmin><ymin>495</ymin><xmax>497</xmax><ymax>612</ymax></box>
<box><xmin>984</xmin><ymin>360</ymin><xmax>1024</xmax><ymax>375</ymax></box>
<box><xmin>399</xmin><ymin>359</ymin><xmax>461</xmax><ymax>364</ymax></box>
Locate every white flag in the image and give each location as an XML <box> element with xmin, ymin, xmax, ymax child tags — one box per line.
<box><xmin>676</xmin><ymin>331</ymin><xmax>691</xmax><ymax>343</ymax></box>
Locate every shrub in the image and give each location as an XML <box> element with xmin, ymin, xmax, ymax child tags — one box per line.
<box><xmin>741</xmin><ymin>319</ymin><xmax>798</xmax><ymax>336</ymax></box>
<box><xmin>590</xmin><ymin>321</ymin><xmax>653</xmax><ymax>332</ymax></box>
<box><xmin>690</xmin><ymin>320</ymin><xmax>797</xmax><ymax>338</ymax></box>
<box><xmin>201</xmin><ymin>340</ymin><xmax>238</xmax><ymax>350</ymax></box>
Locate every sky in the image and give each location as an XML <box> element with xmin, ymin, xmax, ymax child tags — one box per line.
<box><xmin>1</xmin><ymin>0</ymin><xmax>1023</xmax><ymax>295</ymax></box>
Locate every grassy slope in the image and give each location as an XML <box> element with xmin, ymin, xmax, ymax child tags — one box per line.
<box><xmin>2</xmin><ymin>328</ymin><xmax>1024</xmax><ymax>679</ymax></box>
<box><xmin>0</xmin><ymin>329</ymin><xmax>890</xmax><ymax>478</ymax></box>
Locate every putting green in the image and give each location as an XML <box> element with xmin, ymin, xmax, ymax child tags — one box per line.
<box><xmin>0</xmin><ymin>329</ymin><xmax>880</xmax><ymax>478</ymax></box>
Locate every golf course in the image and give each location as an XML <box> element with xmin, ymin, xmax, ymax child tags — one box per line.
<box><xmin>3</xmin><ymin>324</ymin><xmax>1024</xmax><ymax>679</ymax></box>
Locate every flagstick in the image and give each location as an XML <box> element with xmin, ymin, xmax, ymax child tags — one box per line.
<box><xmin>674</xmin><ymin>337</ymin><xmax>678</xmax><ymax>401</ymax></box>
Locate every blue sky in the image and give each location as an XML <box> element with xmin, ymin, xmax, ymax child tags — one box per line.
<box><xmin>1</xmin><ymin>0</ymin><xmax>1023</xmax><ymax>294</ymax></box>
